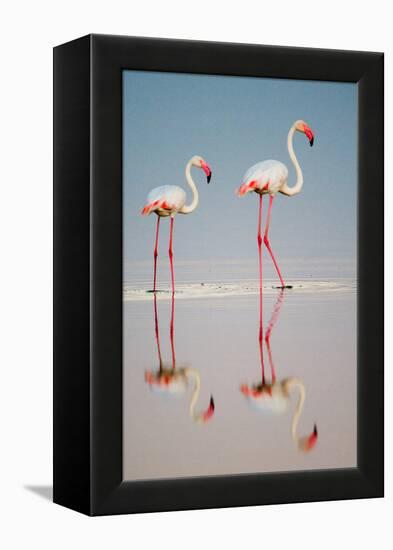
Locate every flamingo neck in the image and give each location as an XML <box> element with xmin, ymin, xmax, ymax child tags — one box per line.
<box><xmin>180</xmin><ymin>161</ymin><xmax>199</xmax><ymax>214</ymax></box>
<box><xmin>284</xmin><ymin>378</ymin><xmax>306</xmax><ymax>443</ymax></box>
<box><xmin>280</xmin><ymin>125</ymin><xmax>303</xmax><ymax>197</ymax></box>
<box><xmin>185</xmin><ymin>368</ymin><xmax>201</xmax><ymax>421</ymax></box>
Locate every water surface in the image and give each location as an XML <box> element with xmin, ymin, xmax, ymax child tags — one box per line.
<box><xmin>123</xmin><ymin>267</ymin><xmax>356</xmax><ymax>481</ymax></box>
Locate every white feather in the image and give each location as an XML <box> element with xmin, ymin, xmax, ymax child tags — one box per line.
<box><xmin>147</xmin><ymin>185</ymin><xmax>186</xmax><ymax>210</ymax></box>
<box><xmin>242</xmin><ymin>160</ymin><xmax>288</xmax><ymax>195</ymax></box>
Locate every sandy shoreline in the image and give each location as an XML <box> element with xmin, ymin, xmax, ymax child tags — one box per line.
<box><xmin>123</xmin><ymin>278</ymin><xmax>356</xmax><ymax>302</ymax></box>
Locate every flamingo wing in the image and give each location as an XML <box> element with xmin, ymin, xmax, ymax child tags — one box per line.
<box><xmin>238</xmin><ymin>160</ymin><xmax>288</xmax><ymax>196</ymax></box>
<box><xmin>241</xmin><ymin>384</ymin><xmax>289</xmax><ymax>414</ymax></box>
<box><xmin>142</xmin><ymin>185</ymin><xmax>186</xmax><ymax>215</ymax></box>
<box><xmin>144</xmin><ymin>370</ymin><xmax>188</xmax><ymax>395</ymax></box>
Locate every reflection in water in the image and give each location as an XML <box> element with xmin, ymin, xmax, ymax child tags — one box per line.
<box><xmin>144</xmin><ymin>293</ymin><xmax>215</xmax><ymax>424</ymax></box>
<box><xmin>241</xmin><ymin>289</ymin><xmax>318</xmax><ymax>452</ymax></box>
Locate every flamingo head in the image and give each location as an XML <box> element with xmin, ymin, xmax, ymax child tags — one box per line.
<box><xmin>295</xmin><ymin>120</ymin><xmax>315</xmax><ymax>147</ymax></box>
<box><xmin>195</xmin><ymin>396</ymin><xmax>215</xmax><ymax>424</ymax></box>
<box><xmin>297</xmin><ymin>424</ymin><xmax>318</xmax><ymax>452</ymax></box>
<box><xmin>191</xmin><ymin>155</ymin><xmax>212</xmax><ymax>183</ymax></box>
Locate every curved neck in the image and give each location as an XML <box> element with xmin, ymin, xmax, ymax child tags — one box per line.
<box><xmin>284</xmin><ymin>378</ymin><xmax>305</xmax><ymax>442</ymax></box>
<box><xmin>185</xmin><ymin>368</ymin><xmax>201</xmax><ymax>421</ymax></box>
<box><xmin>180</xmin><ymin>161</ymin><xmax>199</xmax><ymax>214</ymax></box>
<box><xmin>281</xmin><ymin>126</ymin><xmax>303</xmax><ymax>197</ymax></box>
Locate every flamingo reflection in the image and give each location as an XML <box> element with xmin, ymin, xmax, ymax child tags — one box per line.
<box><xmin>240</xmin><ymin>289</ymin><xmax>318</xmax><ymax>452</ymax></box>
<box><xmin>144</xmin><ymin>293</ymin><xmax>215</xmax><ymax>424</ymax></box>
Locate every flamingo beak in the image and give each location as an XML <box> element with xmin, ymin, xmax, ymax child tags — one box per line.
<box><xmin>304</xmin><ymin>124</ymin><xmax>314</xmax><ymax>147</ymax></box>
<box><xmin>201</xmin><ymin>161</ymin><xmax>212</xmax><ymax>183</ymax></box>
<box><xmin>202</xmin><ymin>396</ymin><xmax>215</xmax><ymax>422</ymax></box>
<box><xmin>304</xmin><ymin>424</ymin><xmax>318</xmax><ymax>451</ymax></box>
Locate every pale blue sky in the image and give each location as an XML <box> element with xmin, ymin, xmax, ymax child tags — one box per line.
<box><xmin>123</xmin><ymin>71</ymin><xmax>357</xmax><ymax>274</ymax></box>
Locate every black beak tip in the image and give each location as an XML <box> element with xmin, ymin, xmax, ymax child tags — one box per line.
<box><xmin>210</xmin><ymin>396</ymin><xmax>215</xmax><ymax>409</ymax></box>
<box><xmin>207</xmin><ymin>173</ymin><xmax>212</xmax><ymax>183</ymax></box>
<box><xmin>310</xmin><ymin>137</ymin><xmax>314</xmax><ymax>147</ymax></box>
<box><xmin>313</xmin><ymin>424</ymin><xmax>318</xmax><ymax>436</ymax></box>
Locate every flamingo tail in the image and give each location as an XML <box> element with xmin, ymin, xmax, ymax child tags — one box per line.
<box><xmin>141</xmin><ymin>200</ymin><xmax>160</xmax><ymax>216</ymax></box>
<box><xmin>236</xmin><ymin>180</ymin><xmax>257</xmax><ymax>196</ymax></box>
<box><xmin>141</xmin><ymin>199</ymin><xmax>174</xmax><ymax>216</ymax></box>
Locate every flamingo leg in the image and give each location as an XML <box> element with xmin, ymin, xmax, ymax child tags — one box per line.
<box><xmin>153</xmin><ymin>216</ymin><xmax>160</xmax><ymax>292</ymax></box>
<box><xmin>153</xmin><ymin>292</ymin><xmax>163</xmax><ymax>370</ymax></box>
<box><xmin>170</xmin><ymin>291</ymin><xmax>176</xmax><ymax>369</ymax></box>
<box><xmin>168</xmin><ymin>216</ymin><xmax>175</xmax><ymax>295</ymax></box>
<box><xmin>264</xmin><ymin>289</ymin><xmax>285</xmax><ymax>383</ymax></box>
<box><xmin>264</xmin><ymin>196</ymin><xmax>287</xmax><ymax>288</ymax></box>
<box><xmin>257</xmin><ymin>194</ymin><xmax>265</xmax><ymax>384</ymax></box>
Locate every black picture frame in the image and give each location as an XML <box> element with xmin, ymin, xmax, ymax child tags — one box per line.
<box><xmin>53</xmin><ymin>34</ymin><xmax>384</xmax><ymax>516</ymax></box>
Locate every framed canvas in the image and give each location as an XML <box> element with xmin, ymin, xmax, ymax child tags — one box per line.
<box><xmin>53</xmin><ymin>34</ymin><xmax>383</xmax><ymax>516</ymax></box>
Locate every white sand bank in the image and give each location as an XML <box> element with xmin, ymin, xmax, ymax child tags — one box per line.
<box><xmin>123</xmin><ymin>279</ymin><xmax>356</xmax><ymax>302</ymax></box>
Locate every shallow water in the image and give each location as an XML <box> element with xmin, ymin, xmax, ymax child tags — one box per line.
<box><xmin>123</xmin><ymin>274</ymin><xmax>357</xmax><ymax>481</ymax></box>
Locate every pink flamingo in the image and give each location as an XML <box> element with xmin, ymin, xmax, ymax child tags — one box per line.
<box><xmin>240</xmin><ymin>289</ymin><xmax>318</xmax><ymax>452</ymax></box>
<box><xmin>144</xmin><ymin>293</ymin><xmax>215</xmax><ymax>424</ymax></box>
<box><xmin>141</xmin><ymin>155</ymin><xmax>212</xmax><ymax>294</ymax></box>
<box><xmin>237</xmin><ymin>120</ymin><xmax>315</xmax><ymax>289</ymax></box>
<box><xmin>145</xmin><ymin>367</ymin><xmax>215</xmax><ymax>425</ymax></box>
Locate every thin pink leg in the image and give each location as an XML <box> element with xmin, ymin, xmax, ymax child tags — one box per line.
<box><xmin>168</xmin><ymin>217</ymin><xmax>175</xmax><ymax>295</ymax></box>
<box><xmin>170</xmin><ymin>291</ymin><xmax>176</xmax><ymax>369</ymax></box>
<box><xmin>264</xmin><ymin>196</ymin><xmax>286</xmax><ymax>288</ymax></box>
<box><xmin>257</xmin><ymin>195</ymin><xmax>265</xmax><ymax>384</ymax></box>
<box><xmin>264</xmin><ymin>289</ymin><xmax>285</xmax><ymax>383</ymax></box>
<box><xmin>153</xmin><ymin>216</ymin><xmax>160</xmax><ymax>292</ymax></box>
<box><xmin>153</xmin><ymin>292</ymin><xmax>163</xmax><ymax>370</ymax></box>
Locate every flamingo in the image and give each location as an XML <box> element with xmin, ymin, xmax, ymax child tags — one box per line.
<box><xmin>241</xmin><ymin>377</ymin><xmax>318</xmax><ymax>452</ymax></box>
<box><xmin>141</xmin><ymin>155</ymin><xmax>212</xmax><ymax>294</ymax></box>
<box><xmin>145</xmin><ymin>367</ymin><xmax>215</xmax><ymax>425</ymax></box>
<box><xmin>240</xmin><ymin>290</ymin><xmax>318</xmax><ymax>452</ymax></box>
<box><xmin>237</xmin><ymin>120</ymin><xmax>315</xmax><ymax>289</ymax></box>
<box><xmin>144</xmin><ymin>292</ymin><xmax>215</xmax><ymax>424</ymax></box>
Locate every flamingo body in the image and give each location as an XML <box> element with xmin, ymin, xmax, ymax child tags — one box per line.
<box><xmin>238</xmin><ymin>160</ymin><xmax>288</xmax><ymax>197</ymax></box>
<box><xmin>241</xmin><ymin>383</ymin><xmax>289</xmax><ymax>414</ymax></box>
<box><xmin>142</xmin><ymin>185</ymin><xmax>187</xmax><ymax>217</ymax></box>
<box><xmin>145</xmin><ymin>369</ymin><xmax>188</xmax><ymax>396</ymax></box>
